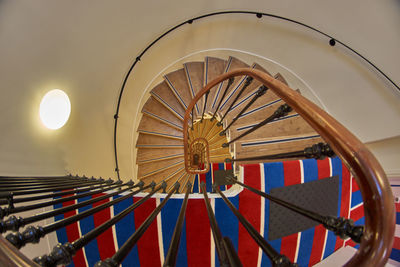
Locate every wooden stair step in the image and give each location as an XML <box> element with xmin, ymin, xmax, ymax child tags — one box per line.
<box><xmin>209</xmin><ymin>146</ymin><xmax>230</xmax><ymax>156</ymax></box>
<box><xmin>219</xmin><ymin>63</ymin><xmax>270</xmax><ymax>114</ymax></box>
<box><xmin>138</xmin><ymin>115</ymin><xmax>183</xmax><ymax>139</ymax></box>
<box><xmin>184</xmin><ymin>62</ymin><xmax>204</xmax><ymax>120</ymax></box>
<box><xmin>165</xmin><ymin>171</ymin><xmax>188</xmax><ymax>193</ymax></box>
<box><xmin>179</xmin><ymin>174</ymin><xmax>192</xmax><ymax>193</ymax></box>
<box><xmin>229</xmin><ymin>111</ymin><xmax>316</xmax><ymax>142</ymax></box>
<box><xmin>204</xmin><ymin>57</ymin><xmax>227</xmax><ymax>115</ymax></box>
<box><xmin>138</xmin><ymin>158</ymin><xmax>184</xmax><ymax>179</ymax></box>
<box><xmin>142</xmin><ymin>96</ymin><xmax>183</xmax><ymax>130</ymax></box>
<box><xmin>136</xmin><ymin>147</ymin><xmax>183</xmax><ymax>164</ymax></box>
<box><xmin>164</xmin><ymin>68</ymin><xmax>194</xmax><ymax>114</ymax></box>
<box><xmin>151</xmin><ymin>81</ymin><xmax>186</xmax><ymax>120</ymax></box>
<box><xmin>140</xmin><ymin>165</ymin><xmax>185</xmax><ymax>191</ymax></box>
<box><xmin>209</xmin><ymin>56</ymin><xmax>249</xmax><ymax>114</ymax></box>
<box><xmin>234</xmin><ymin>134</ymin><xmax>324</xmax><ymax>161</ymax></box>
<box><xmin>209</xmin><ymin>154</ymin><xmax>232</xmax><ymax>163</ymax></box>
<box><xmin>136</xmin><ymin>134</ymin><xmax>183</xmax><ymax>148</ymax></box>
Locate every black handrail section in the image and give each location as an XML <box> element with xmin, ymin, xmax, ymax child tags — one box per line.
<box><xmin>112</xmin><ymin>10</ymin><xmax>400</xmax><ymax>179</ymax></box>
<box><xmin>227</xmin><ymin>177</ymin><xmax>364</xmax><ymax>243</ymax></box>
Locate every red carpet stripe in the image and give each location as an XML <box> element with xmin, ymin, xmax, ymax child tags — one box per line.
<box><xmin>186</xmin><ymin>198</ymin><xmax>211</xmax><ymax>267</ymax></box>
<box><xmin>352</xmin><ymin>177</ymin><xmax>360</xmax><ymax>192</ymax></box>
<box><xmin>349</xmin><ymin>205</ymin><xmax>364</xmax><ymax>222</ymax></box>
<box><xmin>133</xmin><ymin>197</ymin><xmax>161</xmax><ymax>267</ymax></box>
<box><xmin>238</xmin><ymin>164</ymin><xmax>261</xmax><ymax>267</ymax></box>
<box><xmin>280</xmin><ymin>161</ymin><xmax>301</xmax><ymax>261</ymax></box>
<box><xmin>335</xmin><ymin>164</ymin><xmax>351</xmax><ymax>250</ymax></box>
<box><xmin>92</xmin><ymin>193</ymin><xmax>116</xmax><ymax>260</ymax></box>
<box><xmin>62</xmin><ymin>194</ymin><xmax>87</xmax><ymax>267</ymax></box>
<box><xmin>393</xmin><ymin>237</ymin><xmax>400</xmax><ymax>250</ymax></box>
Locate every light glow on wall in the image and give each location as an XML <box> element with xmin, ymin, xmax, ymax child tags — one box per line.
<box><xmin>39</xmin><ymin>89</ymin><xmax>71</xmax><ymax>130</ymax></box>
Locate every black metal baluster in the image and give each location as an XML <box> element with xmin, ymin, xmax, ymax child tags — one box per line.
<box><xmin>33</xmin><ymin>182</ymin><xmax>164</xmax><ymax>267</ymax></box>
<box><xmin>222</xmin><ymin>104</ymin><xmax>292</xmax><ymax>148</ymax></box>
<box><xmin>220</xmin><ymin>85</ymin><xmax>268</xmax><ymax>135</ymax></box>
<box><xmin>217</xmin><ymin>76</ymin><xmax>253</xmax><ymax>129</ymax></box>
<box><xmin>227</xmin><ymin>177</ymin><xmax>364</xmax><ymax>243</ymax></box>
<box><xmin>201</xmin><ymin>91</ymin><xmax>210</xmax><ymax>122</ymax></box>
<box><xmin>0</xmin><ymin>181</ymin><xmax>124</xmax><ymax>219</ymax></box>
<box><xmin>200</xmin><ymin>182</ymin><xmax>229</xmax><ymax>267</ymax></box>
<box><xmin>226</xmin><ymin>143</ymin><xmax>335</xmax><ymax>163</ymax></box>
<box><xmin>0</xmin><ymin>177</ymin><xmax>86</xmax><ymax>186</ymax></box>
<box><xmin>0</xmin><ymin>179</ymin><xmax>106</xmax><ymax>192</ymax></box>
<box><xmin>214</xmin><ymin>186</ymin><xmax>298</xmax><ymax>267</ymax></box>
<box><xmin>222</xmin><ymin>237</ymin><xmax>243</xmax><ymax>267</ymax></box>
<box><xmin>7</xmin><ymin>182</ymin><xmax>152</xmax><ymax>250</ymax></box>
<box><xmin>210</xmin><ymin>77</ymin><xmax>235</xmax><ymax>122</ymax></box>
<box><xmin>93</xmin><ymin>183</ymin><xmax>180</xmax><ymax>267</ymax></box>
<box><xmin>164</xmin><ymin>182</ymin><xmax>191</xmax><ymax>267</ymax></box>
<box><xmin>1</xmin><ymin>179</ymin><xmax>113</xmax><ymax>196</ymax></box>
<box><xmin>0</xmin><ymin>181</ymin><xmax>139</xmax><ymax>233</ymax></box>
<box><xmin>0</xmin><ymin>182</ymin><xmax>115</xmax><ymax>205</ymax></box>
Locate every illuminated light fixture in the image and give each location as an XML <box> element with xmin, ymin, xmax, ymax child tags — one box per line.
<box><xmin>39</xmin><ymin>89</ymin><xmax>71</xmax><ymax>130</ymax></box>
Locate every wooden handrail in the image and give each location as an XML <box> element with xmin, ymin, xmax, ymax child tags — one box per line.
<box><xmin>0</xmin><ymin>235</ymin><xmax>38</xmax><ymax>266</ymax></box>
<box><xmin>183</xmin><ymin>68</ymin><xmax>395</xmax><ymax>266</ymax></box>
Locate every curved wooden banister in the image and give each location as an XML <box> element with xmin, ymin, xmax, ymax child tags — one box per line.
<box><xmin>183</xmin><ymin>68</ymin><xmax>395</xmax><ymax>267</ymax></box>
<box><xmin>0</xmin><ymin>235</ymin><xmax>38</xmax><ymax>266</ymax></box>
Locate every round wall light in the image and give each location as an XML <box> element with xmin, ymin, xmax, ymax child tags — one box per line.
<box><xmin>39</xmin><ymin>89</ymin><xmax>71</xmax><ymax>130</ymax></box>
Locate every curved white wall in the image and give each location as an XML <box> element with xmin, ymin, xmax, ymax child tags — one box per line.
<box><xmin>0</xmin><ymin>0</ymin><xmax>399</xmax><ymax>178</ymax></box>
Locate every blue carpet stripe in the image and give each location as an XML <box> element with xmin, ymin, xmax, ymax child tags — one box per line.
<box><xmin>54</xmin><ymin>196</ymin><xmax>75</xmax><ymax>267</ymax></box>
<box><xmin>192</xmin><ymin>175</ymin><xmax>199</xmax><ymax>193</ymax></box>
<box><xmin>113</xmin><ymin>195</ymin><xmax>140</xmax><ymax>267</ymax></box>
<box><xmin>262</xmin><ymin>162</ymin><xmax>284</xmax><ymax>267</ymax></box>
<box><xmin>390</xmin><ymin>248</ymin><xmax>400</xmax><ymax>262</ymax></box>
<box><xmin>161</xmin><ymin>198</ymin><xmax>188</xmax><ymax>267</ymax></box>
<box><xmin>231</xmin><ymin>90</ymin><xmax>257</xmax><ymax>111</ymax></box>
<box><xmin>215</xmin><ymin>196</ymin><xmax>239</xmax><ymax>266</ymax></box>
<box><xmin>218</xmin><ymin>163</ymin><xmax>226</xmax><ymax>191</ymax></box>
<box><xmin>77</xmin><ymin>196</ymin><xmax>100</xmax><ymax>266</ymax></box>
<box><xmin>396</xmin><ymin>213</ymin><xmax>400</xmax><ymax>224</ymax></box>
<box><xmin>351</xmin><ymin>191</ymin><xmax>363</xmax><ymax>208</ymax></box>
<box><xmin>205</xmin><ymin>167</ymin><xmax>213</xmax><ymax>192</ymax></box>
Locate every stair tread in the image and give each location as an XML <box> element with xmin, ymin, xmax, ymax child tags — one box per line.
<box><xmin>140</xmin><ymin>165</ymin><xmax>185</xmax><ymax>190</ymax></box>
<box><xmin>209</xmin><ymin>56</ymin><xmax>249</xmax><ymax>114</ymax></box>
<box><xmin>136</xmin><ymin>134</ymin><xmax>183</xmax><ymax>148</ymax></box>
<box><xmin>142</xmin><ymin>96</ymin><xmax>183</xmax><ymax>130</ymax></box>
<box><xmin>204</xmin><ymin>57</ymin><xmax>227</xmax><ymax>115</ymax></box>
<box><xmin>164</xmin><ymin>68</ymin><xmax>193</xmax><ymax>113</ymax></box>
<box><xmin>184</xmin><ymin>61</ymin><xmax>205</xmax><ymax>120</ymax></box>
<box><xmin>151</xmin><ymin>81</ymin><xmax>186</xmax><ymax>120</ymax></box>
<box><xmin>229</xmin><ymin>111</ymin><xmax>317</xmax><ymax>143</ymax></box>
<box><xmin>219</xmin><ymin>63</ymin><xmax>270</xmax><ymax>114</ymax></box>
<box><xmin>165</xmin><ymin>170</ymin><xmax>188</xmax><ymax>193</ymax></box>
<box><xmin>138</xmin><ymin>157</ymin><xmax>184</xmax><ymax>178</ymax></box>
<box><xmin>138</xmin><ymin>115</ymin><xmax>183</xmax><ymax>139</ymax></box>
<box><xmin>137</xmin><ymin>147</ymin><xmax>184</xmax><ymax>164</ymax></box>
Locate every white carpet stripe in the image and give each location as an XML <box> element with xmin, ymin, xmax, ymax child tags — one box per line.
<box><xmin>300</xmin><ymin>160</ymin><xmax>304</xmax><ymax>184</ymax></box>
<box><xmin>320</xmin><ymin>229</ymin><xmax>329</xmax><ymax>261</ymax></box>
<box><xmin>257</xmin><ymin>163</ymin><xmax>266</xmax><ymax>267</ymax></box>
<box><xmin>156</xmin><ymin>198</ymin><xmax>165</xmax><ymax>265</ymax></box>
<box><xmin>109</xmin><ymin>197</ymin><xmax>120</xmax><ymax>253</ymax></box>
<box><xmin>294</xmin><ymin>232</ymin><xmax>301</xmax><ymax>262</ymax></box>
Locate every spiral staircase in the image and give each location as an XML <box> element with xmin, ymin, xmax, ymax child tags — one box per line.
<box><xmin>0</xmin><ymin>54</ymin><xmax>395</xmax><ymax>267</ymax></box>
<box><xmin>136</xmin><ymin>56</ymin><xmax>322</xmax><ymax>193</ymax></box>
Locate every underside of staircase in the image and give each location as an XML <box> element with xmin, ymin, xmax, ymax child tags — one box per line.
<box><xmin>136</xmin><ymin>56</ymin><xmax>322</xmax><ymax>192</ymax></box>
